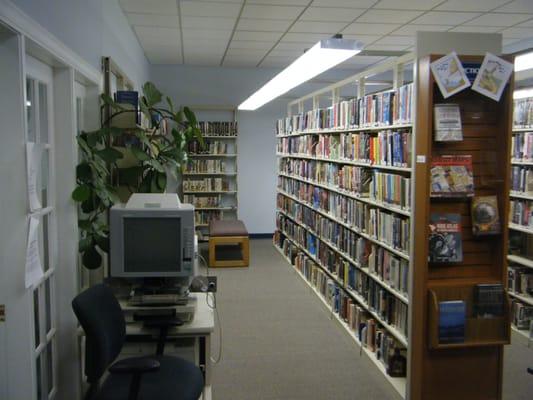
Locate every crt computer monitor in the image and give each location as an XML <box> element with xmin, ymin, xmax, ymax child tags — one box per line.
<box><xmin>110</xmin><ymin>194</ymin><xmax>195</xmax><ymax>279</ymax></box>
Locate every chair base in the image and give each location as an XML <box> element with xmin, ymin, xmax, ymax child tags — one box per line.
<box><xmin>208</xmin><ymin>236</ymin><xmax>249</xmax><ymax>268</ymax></box>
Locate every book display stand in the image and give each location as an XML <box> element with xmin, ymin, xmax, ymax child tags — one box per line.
<box><xmin>274</xmin><ymin>34</ymin><xmax>514</xmax><ymax>399</ymax></box>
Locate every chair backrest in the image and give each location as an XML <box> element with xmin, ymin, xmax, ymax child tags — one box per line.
<box><xmin>72</xmin><ymin>283</ymin><xmax>126</xmax><ymax>383</ymax></box>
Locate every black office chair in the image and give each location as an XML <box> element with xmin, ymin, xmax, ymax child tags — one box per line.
<box><xmin>72</xmin><ymin>283</ymin><xmax>204</xmax><ymax>400</ymax></box>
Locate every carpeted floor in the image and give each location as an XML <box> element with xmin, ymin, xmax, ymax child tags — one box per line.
<box><xmin>202</xmin><ymin>239</ymin><xmax>533</xmax><ymax>400</ymax></box>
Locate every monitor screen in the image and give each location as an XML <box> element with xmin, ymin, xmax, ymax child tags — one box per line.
<box><xmin>123</xmin><ymin>217</ymin><xmax>181</xmax><ymax>273</ymax></box>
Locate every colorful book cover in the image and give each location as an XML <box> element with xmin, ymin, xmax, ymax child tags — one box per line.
<box><xmin>471</xmin><ymin>195</ymin><xmax>501</xmax><ymax>236</ymax></box>
<box><xmin>430</xmin><ymin>155</ymin><xmax>474</xmax><ymax>197</ymax></box>
<box><xmin>429</xmin><ymin>213</ymin><xmax>463</xmax><ymax>263</ymax></box>
<box><xmin>439</xmin><ymin>300</ymin><xmax>466</xmax><ymax>344</ymax></box>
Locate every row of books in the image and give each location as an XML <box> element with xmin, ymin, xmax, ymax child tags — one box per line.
<box><xmin>278</xmin><ymin>159</ymin><xmax>411</xmax><ymax>210</ymax></box>
<box><xmin>185</xmin><ymin>159</ymin><xmax>226</xmax><ymax>174</ymax></box>
<box><xmin>511</xmin><ymin>299</ymin><xmax>533</xmax><ymax>330</ymax></box>
<box><xmin>183</xmin><ymin>177</ymin><xmax>230</xmax><ymax>192</ymax></box>
<box><xmin>510</xmin><ymin>199</ymin><xmax>533</xmax><ymax>228</ymax></box>
<box><xmin>513</xmin><ymin>97</ymin><xmax>533</xmax><ymax>128</ymax></box>
<box><xmin>275</xmin><ymin>84</ymin><xmax>413</xmax><ymax>134</ymax></box>
<box><xmin>275</xmin><ymin>231</ymin><xmax>409</xmax><ymax>341</ymax></box>
<box><xmin>183</xmin><ymin>195</ymin><xmax>221</xmax><ymax>208</ymax></box>
<box><xmin>277</xmin><ymin>195</ymin><xmax>410</xmax><ymax>256</ymax></box>
<box><xmin>511</xmin><ymin>131</ymin><xmax>533</xmax><ymax>160</ymax></box>
<box><xmin>277</xmin><ymin>130</ymin><xmax>412</xmax><ymax>168</ymax></box>
<box><xmin>284</xmin><ymin>245</ymin><xmax>408</xmax><ymax>376</ymax></box>
<box><xmin>194</xmin><ymin>210</ymin><xmax>221</xmax><ymax>225</ymax></box>
<box><xmin>197</xmin><ymin>121</ymin><xmax>237</xmax><ymax>136</ymax></box>
<box><xmin>508</xmin><ymin>265</ymin><xmax>533</xmax><ymax>297</ymax></box>
<box><xmin>188</xmin><ymin>140</ymin><xmax>232</xmax><ymax>155</ymax></box>
<box><xmin>511</xmin><ymin>166</ymin><xmax>533</xmax><ymax>193</ymax></box>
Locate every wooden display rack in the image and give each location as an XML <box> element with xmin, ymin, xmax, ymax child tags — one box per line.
<box><xmin>411</xmin><ymin>54</ymin><xmax>513</xmax><ymax>400</ymax></box>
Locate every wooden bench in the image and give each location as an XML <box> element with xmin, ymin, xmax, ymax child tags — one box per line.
<box><xmin>208</xmin><ymin>220</ymin><xmax>249</xmax><ymax>268</ymax></box>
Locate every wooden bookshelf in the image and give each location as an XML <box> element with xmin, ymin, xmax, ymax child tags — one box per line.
<box><xmin>182</xmin><ymin>119</ymin><xmax>239</xmax><ymax>238</ymax></box>
<box><xmin>274</xmin><ymin>54</ymin><xmax>415</xmax><ymax>398</ymax></box>
<box><xmin>410</xmin><ymin>54</ymin><xmax>513</xmax><ymax>400</ymax></box>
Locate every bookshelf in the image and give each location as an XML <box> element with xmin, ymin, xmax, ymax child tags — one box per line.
<box><xmin>275</xmin><ymin>48</ymin><xmax>515</xmax><ymax>399</ymax></box>
<box><xmin>183</xmin><ymin>119</ymin><xmax>238</xmax><ymax>240</ymax></box>
<box><xmin>508</xmin><ymin>92</ymin><xmax>533</xmax><ymax>340</ymax></box>
<box><xmin>274</xmin><ymin>53</ymin><xmax>415</xmax><ymax>397</ymax></box>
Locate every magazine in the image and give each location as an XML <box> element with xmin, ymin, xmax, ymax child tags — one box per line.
<box><xmin>430</xmin><ymin>155</ymin><xmax>474</xmax><ymax>197</ymax></box>
<box><xmin>429</xmin><ymin>213</ymin><xmax>463</xmax><ymax>263</ymax></box>
<box><xmin>434</xmin><ymin>104</ymin><xmax>463</xmax><ymax>141</ymax></box>
<box><xmin>472</xmin><ymin>53</ymin><xmax>513</xmax><ymax>102</ymax></box>
<box><xmin>430</xmin><ymin>52</ymin><xmax>471</xmax><ymax>99</ymax></box>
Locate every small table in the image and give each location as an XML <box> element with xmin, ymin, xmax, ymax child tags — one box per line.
<box><xmin>119</xmin><ymin>294</ymin><xmax>215</xmax><ymax>399</ymax></box>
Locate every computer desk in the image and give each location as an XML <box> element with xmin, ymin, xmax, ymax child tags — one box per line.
<box><xmin>120</xmin><ymin>293</ymin><xmax>215</xmax><ymax>400</ymax></box>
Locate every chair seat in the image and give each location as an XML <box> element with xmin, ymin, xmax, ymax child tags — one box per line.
<box><xmin>209</xmin><ymin>219</ymin><xmax>248</xmax><ymax>237</ymax></box>
<box><xmin>96</xmin><ymin>355</ymin><xmax>204</xmax><ymax>400</ymax></box>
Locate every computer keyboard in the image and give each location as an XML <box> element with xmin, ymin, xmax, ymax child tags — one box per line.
<box><xmin>129</xmin><ymin>293</ymin><xmax>189</xmax><ymax>306</ymax></box>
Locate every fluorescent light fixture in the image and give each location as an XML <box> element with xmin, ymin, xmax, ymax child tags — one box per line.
<box><xmin>238</xmin><ymin>37</ymin><xmax>363</xmax><ymax>111</ymax></box>
<box><xmin>515</xmin><ymin>51</ymin><xmax>533</xmax><ymax>72</ymax></box>
<box><xmin>514</xmin><ymin>88</ymin><xmax>533</xmax><ymax>100</ymax></box>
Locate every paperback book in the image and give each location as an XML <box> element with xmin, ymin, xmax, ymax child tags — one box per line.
<box><xmin>439</xmin><ymin>300</ymin><xmax>466</xmax><ymax>344</ymax></box>
<box><xmin>434</xmin><ymin>104</ymin><xmax>463</xmax><ymax>141</ymax></box>
<box><xmin>429</xmin><ymin>213</ymin><xmax>463</xmax><ymax>263</ymax></box>
<box><xmin>474</xmin><ymin>284</ymin><xmax>504</xmax><ymax>318</ymax></box>
<box><xmin>471</xmin><ymin>195</ymin><xmax>501</xmax><ymax>236</ymax></box>
<box><xmin>430</xmin><ymin>155</ymin><xmax>474</xmax><ymax>197</ymax></box>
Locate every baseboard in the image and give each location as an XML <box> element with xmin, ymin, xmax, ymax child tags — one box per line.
<box><xmin>249</xmin><ymin>233</ymin><xmax>274</xmax><ymax>239</ymax></box>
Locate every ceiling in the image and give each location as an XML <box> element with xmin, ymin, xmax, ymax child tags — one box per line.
<box><xmin>119</xmin><ymin>0</ymin><xmax>533</xmax><ymax>70</ymax></box>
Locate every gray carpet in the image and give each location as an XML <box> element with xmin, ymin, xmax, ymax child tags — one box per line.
<box><xmin>202</xmin><ymin>239</ymin><xmax>533</xmax><ymax>400</ymax></box>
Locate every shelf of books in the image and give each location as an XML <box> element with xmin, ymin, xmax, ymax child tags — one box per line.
<box><xmin>274</xmin><ymin>54</ymin><xmax>414</xmax><ymax>398</ymax></box>
<box><xmin>410</xmin><ymin>54</ymin><xmax>514</xmax><ymax>400</ymax></box>
<box><xmin>183</xmin><ymin>120</ymin><xmax>238</xmax><ymax>241</ymax></box>
<box><xmin>508</xmin><ymin>93</ymin><xmax>533</xmax><ymax>340</ymax></box>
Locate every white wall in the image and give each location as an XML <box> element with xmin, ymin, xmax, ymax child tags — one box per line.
<box><xmin>10</xmin><ymin>0</ymin><xmax>150</xmax><ymax>85</ymax></box>
<box><xmin>151</xmin><ymin>65</ymin><xmax>359</xmax><ymax>234</ymax></box>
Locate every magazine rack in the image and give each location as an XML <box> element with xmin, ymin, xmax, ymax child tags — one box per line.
<box><xmin>427</xmin><ymin>287</ymin><xmax>511</xmax><ymax>350</ymax></box>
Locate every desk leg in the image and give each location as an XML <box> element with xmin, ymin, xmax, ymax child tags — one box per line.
<box><xmin>200</xmin><ymin>335</ymin><xmax>212</xmax><ymax>399</ymax></box>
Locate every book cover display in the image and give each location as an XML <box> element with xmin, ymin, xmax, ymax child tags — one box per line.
<box><xmin>474</xmin><ymin>284</ymin><xmax>505</xmax><ymax>318</ymax></box>
<box><xmin>434</xmin><ymin>104</ymin><xmax>463</xmax><ymax>141</ymax></box>
<box><xmin>471</xmin><ymin>196</ymin><xmax>501</xmax><ymax>236</ymax></box>
<box><xmin>430</xmin><ymin>155</ymin><xmax>474</xmax><ymax>197</ymax></box>
<box><xmin>429</xmin><ymin>213</ymin><xmax>463</xmax><ymax>263</ymax></box>
<box><xmin>430</xmin><ymin>52</ymin><xmax>471</xmax><ymax>99</ymax></box>
<box><xmin>438</xmin><ymin>300</ymin><xmax>466</xmax><ymax>344</ymax></box>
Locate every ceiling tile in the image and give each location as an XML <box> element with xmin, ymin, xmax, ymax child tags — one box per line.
<box><xmin>355</xmin><ymin>9</ymin><xmax>424</xmax><ymax>24</ymax></box>
<box><xmin>517</xmin><ymin>18</ymin><xmax>533</xmax><ymax>27</ymax></box>
<box><xmin>275</xmin><ymin>41</ymin><xmax>316</xmax><ymax>50</ymax></box>
<box><xmin>364</xmin><ymin>43</ymin><xmax>412</xmax><ymax>51</ymax></box>
<box><xmin>246</xmin><ymin>0</ymin><xmax>309</xmax><ymax>5</ymax></box>
<box><xmin>181</xmin><ymin>16</ymin><xmax>236</xmax><ymax>30</ymax></box>
<box><xmin>282</xmin><ymin>32</ymin><xmax>332</xmax><ymax>43</ymax></box>
<box><xmin>494</xmin><ymin>0</ymin><xmax>533</xmax><ymax>13</ymax></box>
<box><xmin>134</xmin><ymin>25</ymin><xmax>181</xmax><ymax>45</ymax></box>
<box><xmin>146</xmin><ymin>51</ymin><xmax>182</xmax><ymax>64</ymax></box>
<box><xmin>182</xmin><ymin>40</ymin><xmax>228</xmax><ymax>52</ymax></box>
<box><xmin>229</xmin><ymin>40</ymin><xmax>277</xmax><ymax>50</ymax></box>
<box><xmin>223</xmin><ymin>54</ymin><xmax>264</xmax><ymax>67</ymax></box>
<box><xmin>374</xmin><ymin>36</ymin><xmax>415</xmax><ymax>46</ymax></box>
<box><xmin>465</xmin><ymin>13</ymin><xmax>532</xmax><ymax>27</ymax></box>
<box><xmin>341</xmin><ymin>34</ymin><xmax>383</xmax><ymax>45</ymax></box>
<box><xmin>373</xmin><ymin>0</ymin><xmax>443</xmax><ymax>10</ymax></box>
<box><xmin>180</xmin><ymin>1</ymin><xmax>242</xmax><ymax>18</ymax></box>
<box><xmin>269</xmin><ymin>49</ymin><xmax>302</xmax><ymax>58</ymax></box>
<box><xmin>391</xmin><ymin>24</ymin><xmax>452</xmax><ymax>35</ymax></box>
<box><xmin>126</xmin><ymin>13</ymin><xmax>179</xmax><ymax>27</ymax></box>
<box><xmin>241</xmin><ymin>5</ymin><xmax>305</xmax><ymax>20</ymax></box>
<box><xmin>342</xmin><ymin>22</ymin><xmax>400</xmax><ymax>35</ymax></box>
<box><xmin>501</xmin><ymin>27</ymin><xmax>533</xmax><ymax>38</ymax></box>
<box><xmin>435</xmin><ymin>0</ymin><xmax>510</xmax><ymax>12</ymax></box>
<box><xmin>449</xmin><ymin>26</ymin><xmax>503</xmax><ymax>33</ymax></box>
<box><xmin>119</xmin><ymin>0</ymin><xmax>178</xmax><ymax>15</ymax></box>
<box><xmin>411</xmin><ymin>11</ymin><xmax>482</xmax><ymax>25</ymax></box>
<box><xmin>311</xmin><ymin>0</ymin><xmax>376</xmax><ymax>7</ymax></box>
<box><xmin>259</xmin><ymin>59</ymin><xmax>290</xmax><ymax>68</ymax></box>
<box><xmin>289</xmin><ymin>21</ymin><xmax>347</xmax><ymax>34</ymax></box>
<box><xmin>236</xmin><ymin>18</ymin><xmax>293</xmax><ymax>32</ymax></box>
<box><xmin>226</xmin><ymin>48</ymin><xmax>268</xmax><ymax>57</ymax></box>
<box><xmin>232</xmin><ymin>31</ymin><xmax>285</xmax><ymax>41</ymax></box>
<box><xmin>186</xmin><ymin>53</ymin><xmax>223</xmax><ymax>66</ymax></box>
<box><xmin>182</xmin><ymin>29</ymin><xmax>232</xmax><ymax>42</ymax></box>
<box><xmin>299</xmin><ymin>7</ymin><xmax>366</xmax><ymax>22</ymax></box>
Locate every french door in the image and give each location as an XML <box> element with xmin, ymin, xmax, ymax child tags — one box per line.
<box><xmin>26</xmin><ymin>55</ymin><xmax>58</xmax><ymax>400</ymax></box>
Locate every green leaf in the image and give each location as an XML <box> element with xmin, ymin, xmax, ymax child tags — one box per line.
<box><xmin>76</xmin><ymin>163</ymin><xmax>92</xmax><ymax>182</ymax></box>
<box><xmin>183</xmin><ymin>106</ymin><xmax>198</xmax><ymax>126</ymax></box>
<box><xmin>156</xmin><ymin>172</ymin><xmax>167</xmax><ymax>190</ymax></box>
<box><xmin>80</xmin><ymin>198</ymin><xmax>97</xmax><ymax>214</ymax></box>
<box><xmin>130</xmin><ymin>146</ymin><xmax>150</xmax><ymax>161</ymax></box>
<box><xmin>78</xmin><ymin>237</ymin><xmax>93</xmax><ymax>252</ymax></box>
<box><xmin>82</xmin><ymin>246</ymin><xmax>102</xmax><ymax>270</ymax></box>
<box><xmin>166</xmin><ymin>96</ymin><xmax>175</xmax><ymax>113</ymax></box>
<box><xmin>78</xmin><ymin>219</ymin><xmax>92</xmax><ymax>231</ymax></box>
<box><xmin>100</xmin><ymin>93</ymin><xmax>125</xmax><ymax>111</ymax></box>
<box><xmin>142</xmin><ymin>82</ymin><xmax>163</xmax><ymax>107</ymax></box>
<box><xmin>77</xmin><ymin>135</ymin><xmax>92</xmax><ymax>157</ymax></box>
<box><xmin>118</xmin><ymin>166</ymin><xmax>143</xmax><ymax>187</ymax></box>
<box><xmin>72</xmin><ymin>185</ymin><xmax>91</xmax><ymax>202</ymax></box>
<box><xmin>148</xmin><ymin>158</ymin><xmax>165</xmax><ymax>173</ymax></box>
<box><xmin>104</xmin><ymin>185</ymin><xmax>121</xmax><ymax>205</ymax></box>
<box><xmin>95</xmin><ymin>235</ymin><xmax>110</xmax><ymax>253</ymax></box>
<box><xmin>139</xmin><ymin>100</ymin><xmax>151</xmax><ymax>124</ymax></box>
<box><xmin>95</xmin><ymin>147</ymin><xmax>124</xmax><ymax>163</ymax></box>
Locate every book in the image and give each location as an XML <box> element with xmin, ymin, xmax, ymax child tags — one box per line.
<box><xmin>434</xmin><ymin>104</ymin><xmax>463</xmax><ymax>141</ymax></box>
<box><xmin>474</xmin><ymin>284</ymin><xmax>504</xmax><ymax>318</ymax></box>
<box><xmin>439</xmin><ymin>300</ymin><xmax>466</xmax><ymax>344</ymax></box>
<box><xmin>430</xmin><ymin>52</ymin><xmax>470</xmax><ymax>99</ymax></box>
<box><xmin>471</xmin><ymin>196</ymin><xmax>501</xmax><ymax>235</ymax></box>
<box><xmin>472</xmin><ymin>53</ymin><xmax>513</xmax><ymax>102</ymax></box>
<box><xmin>429</xmin><ymin>213</ymin><xmax>462</xmax><ymax>263</ymax></box>
<box><xmin>430</xmin><ymin>155</ymin><xmax>474</xmax><ymax>197</ymax></box>
<box><xmin>512</xmin><ymin>301</ymin><xmax>533</xmax><ymax>329</ymax></box>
